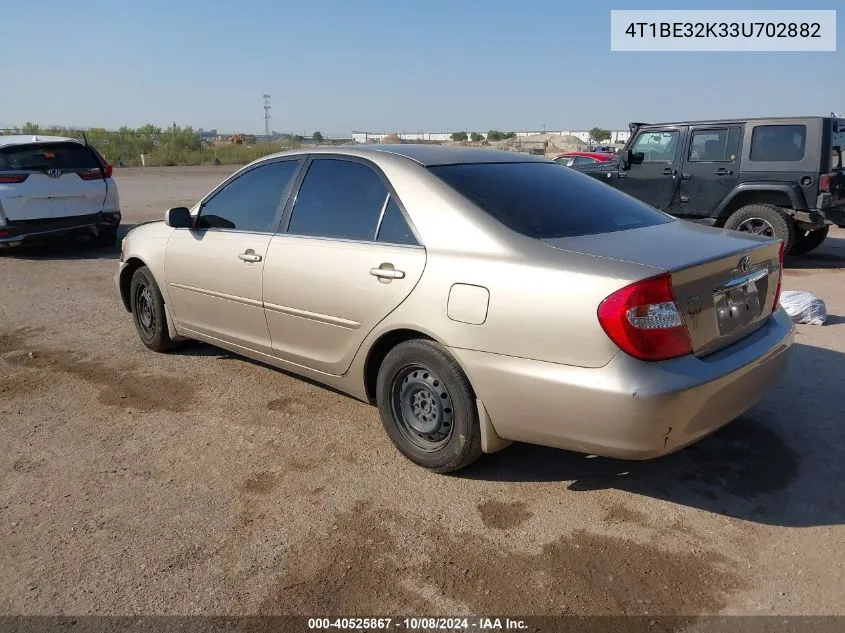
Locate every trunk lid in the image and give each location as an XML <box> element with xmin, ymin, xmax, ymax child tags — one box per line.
<box><xmin>0</xmin><ymin>141</ymin><xmax>108</xmax><ymax>221</ymax></box>
<box><xmin>543</xmin><ymin>220</ymin><xmax>783</xmax><ymax>357</ymax></box>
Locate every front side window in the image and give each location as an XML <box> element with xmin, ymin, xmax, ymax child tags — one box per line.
<box><xmin>750</xmin><ymin>125</ymin><xmax>806</xmax><ymax>162</ymax></box>
<box><xmin>571</xmin><ymin>156</ymin><xmax>597</xmax><ymax>166</ymax></box>
<box><xmin>688</xmin><ymin>128</ymin><xmax>741</xmax><ymax>162</ymax></box>
<box><xmin>631</xmin><ymin>131</ymin><xmax>679</xmax><ymax>162</ymax></box>
<box><xmin>430</xmin><ymin>162</ymin><xmax>672</xmax><ymax>239</ymax></box>
<box><xmin>288</xmin><ymin>158</ymin><xmax>388</xmax><ymax>241</ymax></box>
<box><xmin>197</xmin><ymin>160</ymin><xmax>300</xmax><ymax>232</ymax></box>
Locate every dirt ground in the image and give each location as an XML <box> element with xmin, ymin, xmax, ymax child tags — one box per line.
<box><xmin>1</xmin><ymin>166</ymin><xmax>844</xmax><ymax>618</ymax></box>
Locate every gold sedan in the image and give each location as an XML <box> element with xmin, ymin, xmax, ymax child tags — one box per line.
<box><xmin>116</xmin><ymin>145</ymin><xmax>794</xmax><ymax>472</ymax></box>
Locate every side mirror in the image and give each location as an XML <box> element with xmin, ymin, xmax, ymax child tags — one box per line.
<box><xmin>165</xmin><ymin>207</ymin><xmax>193</xmax><ymax>229</ymax></box>
<box><xmin>620</xmin><ymin>149</ymin><xmax>644</xmax><ymax>170</ymax></box>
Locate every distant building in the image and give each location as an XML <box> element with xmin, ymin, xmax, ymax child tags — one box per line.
<box><xmin>351</xmin><ymin>129</ymin><xmax>630</xmax><ymax>145</ymax></box>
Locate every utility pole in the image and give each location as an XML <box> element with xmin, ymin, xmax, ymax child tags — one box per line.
<box><xmin>263</xmin><ymin>94</ymin><xmax>271</xmax><ymax>151</ymax></box>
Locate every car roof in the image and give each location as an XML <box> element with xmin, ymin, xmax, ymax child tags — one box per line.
<box><xmin>267</xmin><ymin>144</ymin><xmax>550</xmax><ymax>167</ymax></box>
<box><xmin>636</xmin><ymin>116</ymin><xmax>827</xmax><ymax>128</ymax></box>
<box><xmin>0</xmin><ymin>135</ymin><xmax>84</xmax><ymax>149</ymax></box>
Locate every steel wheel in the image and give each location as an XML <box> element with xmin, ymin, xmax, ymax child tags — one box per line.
<box><xmin>736</xmin><ymin>217</ymin><xmax>775</xmax><ymax>237</ymax></box>
<box><xmin>390</xmin><ymin>364</ymin><xmax>454</xmax><ymax>452</ymax></box>
<box><xmin>134</xmin><ymin>282</ymin><xmax>156</xmax><ymax>339</ymax></box>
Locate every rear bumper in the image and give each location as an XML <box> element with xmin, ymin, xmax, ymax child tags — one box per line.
<box><xmin>451</xmin><ymin>307</ymin><xmax>795</xmax><ymax>460</ymax></box>
<box><xmin>0</xmin><ymin>211</ymin><xmax>121</xmax><ymax>246</ymax></box>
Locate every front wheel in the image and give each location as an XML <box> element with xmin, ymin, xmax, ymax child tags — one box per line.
<box><xmin>791</xmin><ymin>226</ymin><xmax>829</xmax><ymax>255</ymax></box>
<box><xmin>129</xmin><ymin>266</ymin><xmax>178</xmax><ymax>352</ymax></box>
<box><xmin>376</xmin><ymin>339</ymin><xmax>482</xmax><ymax>473</ymax></box>
<box><xmin>723</xmin><ymin>204</ymin><xmax>796</xmax><ymax>254</ymax></box>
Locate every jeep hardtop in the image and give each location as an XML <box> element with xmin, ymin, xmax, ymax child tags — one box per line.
<box><xmin>571</xmin><ymin>116</ymin><xmax>845</xmax><ymax>254</ymax></box>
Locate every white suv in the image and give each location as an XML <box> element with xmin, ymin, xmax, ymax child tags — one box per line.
<box><xmin>0</xmin><ymin>135</ymin><xmax>121</xmax><ymax>249</ymax></box>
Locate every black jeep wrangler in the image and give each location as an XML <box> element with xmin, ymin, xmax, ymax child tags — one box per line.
<box><xmin>571</xmin><ymin>116</ymin><xmax>845</xmax><ymax>254</ymax></box>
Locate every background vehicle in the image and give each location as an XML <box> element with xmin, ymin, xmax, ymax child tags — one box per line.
<box><xmin>571</xmin><ymin>117</ymin><xmax>845</xmax><ymax>255</ymax></box>
<box><xmin>0</xmin><ymin>135</ymin><xmax>120</xmax><ymax>249</ymax></box>
<box><xmin>553</xmin><ymin>151</ymin><xmax>616</xmax><ymax>167</ymax></box>
<box><xmin>590</xmin><ymin>145</ymin><xmax>617</xmax><ymax>153</ymax></box>
<box><xmin>117</xmin><ymin>145</ymin><xmax>792</xmax><ymax>473</ymax></box>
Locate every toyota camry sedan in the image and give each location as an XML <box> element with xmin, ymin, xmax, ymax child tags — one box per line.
<box><xmin>116</xmin><ymin>145</ymin><xmax>794</xmax><ymax>473</ymax></box>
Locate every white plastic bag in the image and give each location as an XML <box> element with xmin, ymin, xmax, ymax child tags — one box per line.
<box><xmin>779</xmin><ymin>290</ymin><xmax>827</xmax><ymax>325</ymax></box>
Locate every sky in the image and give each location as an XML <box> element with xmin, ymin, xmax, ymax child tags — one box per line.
<box><xmin>3</xmin><ymin>0</ymin><xmax>844</xmax><ymax>136</ymax></box>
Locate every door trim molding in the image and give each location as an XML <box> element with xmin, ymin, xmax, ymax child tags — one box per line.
<box><xmin>263</xmin><ymin>301</ymin><xmax>361</xmax><ymax>330</ymax></box>
<box><xmin>168</xmin><ymin>283</ymin><xmax>263</xmax><ymax>308</ymax></box>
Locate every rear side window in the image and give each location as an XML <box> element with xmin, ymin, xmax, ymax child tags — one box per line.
<box><xmin>750</xmin><ymin>125</ymin><xmax>806</xmax><ymax>162</ymax></box>
<box><xmin>197</xmin><ymin>160</ymin><xmax>300</xmax><ymax>232</ymax></box>
<box><xmin>0</xmin><ymin>142</ymin><xmax>100</xmax><ymax>171</ymax></box>
<box><xmin>688</xmin><ymin>128</ymin><xmax>741</xmax><ymax>162</ymax></box>
<box><xmin>288</xmin><ymin>159</ymin><xmax>387</xmax><ymax>241</ymax></box>
<box><xmin>429</xmin><ymin>162</ymin><xmax>672</xmax><ymax>239</ymax></box>
<box><xmin>377</xmin><ymin>197</ymin><xmax>417</xmax><ymax>245</ymax></box>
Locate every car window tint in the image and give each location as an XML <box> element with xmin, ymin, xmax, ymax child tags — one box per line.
<box><xmin>632</xmin><ymin>131</ymin><xmax>679</xmax><ymax>162</ymax></box>
<box><xmin>377</xmin><ymin>197</ymin><xmax>417</xmax><ymax>245</ymax></box>
<box><xmin>0</xmin><ymin>143</ymin><xmax>100</xmax><ymax>171</ymax></box>
<box><xmin>197</xmin><ymin>160</ymin><xmax>299</xmax><ymax>232</ymax></box>
<box><xmin>571</xmin><ymin>156</ymin><xmax>596</xmax><ymax>165</ymax></box>
<box><xmin>430</xmin><ymin>162</ymin><xmax>672</xmax><ymax>239</ymax></box>
<box><xmin>688</xmin><ymin>128</ymin><xmax>741</xmax><ymax>162</ymax></box>
<box><xmin>750</xmin><ymin>125</ymin><xmax>806</xmax><ymax>162</ymax></box>
<box><xmin>288</xmin><ymin>159</ymin><xmax>387</xmax><ymax>240</ymax></box>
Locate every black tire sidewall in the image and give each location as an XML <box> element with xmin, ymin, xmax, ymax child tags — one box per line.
<box><xmin>792</xmin><ymin>226</ymin><xmax>829</xmax><ymax>254</ymax></box>
<box><xmin>724</xmin><ymin>204</ymin><xmax>796</xmax><ymax>253</ymax></box>
<box><xmin>129</xmin><ymin>267</ymin><xmax>172</xmax><ymax>352</ymax></box>
<box><xmin>376</xmin><ymin>340</ymin><xmax>482</xmax><ymax>472</ymax></box>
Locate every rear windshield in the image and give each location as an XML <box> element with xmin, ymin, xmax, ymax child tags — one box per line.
<box><xmin>0</xmin><ymin>142</ymin><xmax>100</xmax><ymax>171</ymax></box>
<box><xmin>429</xmin><ymin>162</ymin><xmax>672</xmax><ymax>239</ymax></box>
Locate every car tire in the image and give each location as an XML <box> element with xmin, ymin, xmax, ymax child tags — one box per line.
<box><xmin>723</xmin><ymin>204</ymin><xmax>796</xmax><ymax>254</ymax></box>
<box><xmin>791</xmin><ymin>226</ymin><xmax>829</xmax><ymax>255</ymax></box>
<box><xmin>92</xmin><ymin>225</ymin><xmax>118</xmax><ymax>247</ymax></box>
<box><xmin>129</xmin><ymin>266</ymin><xmax>178</xmax><ymax>353</ymax></box>
<box><xmin>376</xmin><ymin>339</ymin><xmax>483</xmax><ymax>473</ymax></box>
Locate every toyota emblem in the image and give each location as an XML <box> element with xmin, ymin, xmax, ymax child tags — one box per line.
<box><xmin>739</xmin><ymin>256</ymin><xmax>751</xmax><ymax>273</ymax></box>
<box><xmin>46</xmin><ymin>169</ymin><xmax>62</xmax><ymax>178</ymax></box>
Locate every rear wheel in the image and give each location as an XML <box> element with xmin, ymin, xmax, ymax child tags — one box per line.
<box><xmin>376</xmin><ymin>339</ymin><xmax>482</xmax><ymax>473</ymax></box>
<box><xmin>723</xmin><ymin>204</ymin><xmax>796</xmax><ymax>254</ymax></box>
<box><xmin>791</xmin><ymin>226</ymin><xmax>829</xmax><ymax>255</ymax></box>
<box><xmin>129</xmin><ymin>266</ymin><xmax>178</xmax><ymax>352</ymax></box>
<box><xmin>92</xmin><ymin>225</ymin><xmax>118</xmax><ymax>247</ymax></box>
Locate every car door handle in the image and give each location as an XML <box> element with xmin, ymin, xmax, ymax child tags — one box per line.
<box><xmin>370</xmin><ymin>264</ymin><xmax>405</xmax><ymax>280</ymax></box>
<box><xmin>662</xmin><ymin>168</ymin><xmax>676</xmax><ymax>176</ymax></box>
<box><xmin>680</xmin><ymin>172</ymin><xmax>692</xmax><ymax>180</ymax></box>
<box><xmin>238</xmin><ymin>249</ymin><xmax>262</xmax><ymax>263</ymax></box>
<box><xmin>714</xmin><ymin>168</ymin><xmax>733</xmax><ymax>176</ymax></box>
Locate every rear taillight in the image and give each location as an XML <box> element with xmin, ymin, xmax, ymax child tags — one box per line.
<box><xmin>819</xmin><ymin>173</ymin><xmax>831</xmax><ymax>193</ymax></box>
<box><xmin>773</xmin><ymin>240</ymin><xmax>785</xmax><ymax>310</ymax></box>
<box><xmin>104</xmin><ymin>163</ymin><xmax>113</xmax><ymax>178</ymax></box>
<box><xmin>597</xmin><ymin>273</ymin><xmax>693</xmax><ymax>362</ymax></box>
<box><xmin>78</xmin><ymin>169</ymin><xmax>105</xmax><ymax>181</ymax></box>
<box><xmin>0</xmin><ymin>174</ymin><xmax>29</xmax><ymax>183</ymax></box>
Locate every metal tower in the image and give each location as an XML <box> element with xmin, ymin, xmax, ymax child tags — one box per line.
<box><xmin>263</xmin><ymin>94</ymin><xmax>271</xmax><ymax>142</ymax></box>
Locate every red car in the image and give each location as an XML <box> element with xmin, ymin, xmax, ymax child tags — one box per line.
<box><xmin>553</xmin><ymin>151</ymin><xmax>617</xmax><ymax>167</ymax></box>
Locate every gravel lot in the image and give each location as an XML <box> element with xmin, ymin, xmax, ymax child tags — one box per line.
<box><xmin>1</xmin><ymin>166</ymin><xmax>844</xmax><ymax>618</ymax></box>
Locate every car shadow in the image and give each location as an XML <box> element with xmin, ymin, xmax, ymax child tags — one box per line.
<box><xmin>785</xmin><ymin>233</ymin><xmax>845</xmax><ymax>270</ymax></box>
<box><xmin>0</xmin><ymin>223</ymin><xmax>137</xmax><ymax>261</ymax></box>
<box><xmin>459</xmin><ymin>342</ymin><xmax>845</xmax><ymax>528</ymax></box>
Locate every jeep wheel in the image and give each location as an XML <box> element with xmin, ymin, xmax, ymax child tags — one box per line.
<box><xmin>792</xmin><ymin>226</ymin><xmax>829</xmax><ymax>255</ymax></box>
<box><xmin>723</xmin><ymin>204</ymin><xmax>796</xmax><ymax>254</ymax></box>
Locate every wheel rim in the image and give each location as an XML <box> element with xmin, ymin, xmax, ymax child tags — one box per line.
<box><xmin>736</xmin><ymin>217</ymin><xmax>775</xmax><ymax>237</ymax></box>
<box><xmin>134</xmin><ymin>283</ymin><xmax>155</xmax><ymax>339</ymax></box>
<box><xmin>390</xmin><ymin>364</ymin><xmax>454</xmax><ymax>452</ymax></box>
